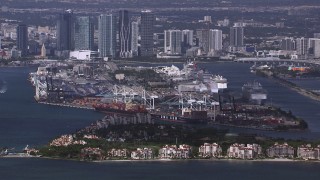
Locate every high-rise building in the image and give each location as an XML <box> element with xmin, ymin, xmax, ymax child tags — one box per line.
<box><xmin>164</xmin><ymin>30</ymin><xmax>182</xmax><ymax>55</ymax></box>
<box><xmin>131</xmin><ymin>21</ymin><xmax>139</xmax><ymax>57</ymax></box>
<box><xmin>204</xmin><ymin>16</ymin><xmax>212</xmax><ymax>23</ymax></box>
<box><xmin>57</xmin><ymin>9</ymin><xmax>75</xmax><ymax>51</ymax></box>
<box><xmin>230</xmin><ymin>25</ymin><xmax>244</xmax><ymax>47</ymax></box>
<box><xmin>296</xmin><ymin>37</ymin><xmax>309</xmax><ymax>56</ymax></box>
<box><xmin>280</xmin><ymin>37</ymin><xmax>296</xmax><ymax>51</ymax></box>
<box><xmin>196</xmin><ymin>29</ymin><xmax>210</xmax><ymax>54</ymax></box>
<box><xmin>182</xmin><ymin>30</ymin><xmax>194</xmax><ymax>47</ymax></box>
<box><xmin>41</xmin><ymin>44</ymin><xmax>46</xmax><ymax>57</ymax></box>
<box><xmin>308</xmin><ymin>38</ymin><xmax>320</xmax><ymax>58</ymax></box>
<box><xmin>74</xmin><ymin>16</ymin><xmax>94</xmax><ymax>50</ymax></box>
<box><xmin>98</xmin><ymin>14</ymin><xmax>117</xmax><ymax>58</ymax></box>
<box><xmin>140</xmin><ymin>10</ymin><xmax>155</xmax><ymax>57</ymax></box>
<box><xmin>16</xmin><ymin>24</ymin><xmax>28</xmax><ymax>56</ymax></box>
<box><xmin>209</xmin><ymin>29</ymin><xmax>223</xmax><ymax>52</ymax></box>
<box><xmin>119</xmin><ymin>10</ymin><xmax>131</xmax><ymax>58</ymax></box>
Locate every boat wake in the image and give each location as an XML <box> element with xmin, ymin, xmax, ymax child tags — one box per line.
<box><xmin>0</xmin><ymin>80</ymin><xmax>7</xmax><ymax>94</ymax></box>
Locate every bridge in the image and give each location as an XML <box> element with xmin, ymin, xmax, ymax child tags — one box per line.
<box><xmin>234</xmin><ymin>58</ymin><xmax>320</xmax><ymax>67</ymax></box>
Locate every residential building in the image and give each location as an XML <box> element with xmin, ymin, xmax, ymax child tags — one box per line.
<box><xmin>57</xmin><ymin>9</ymin><xmax>74</xmax><ymax>51</ymax></box>
<box><xmin>229</xmin><ymin>25</ymin><xmax>244</xmax><ymax>52</ymax></box>
<box><xmin>108</xmin><ymin>149</ymin><xmax>128</xmax><ymax>158</ymax></box>
<box><xmin>204</xmin><ymin>16</ymin><xmax>212</xmax><ymax>23</ymax></box>
<box><xmin>280</xmin><ymin>37</ymin><xmax>296</xmax><ymax>51</ymax></box>
<box><xmin>198</xmin><ymin>143</ymin><xmax>222</xmax><ymax>158</ymax></box>
<box><xmin>98</xmin><ymin>14</ymin><xmax>117</xmax><ymax>58</ymax></box>
<box><xmin>182</xmin><ymin>29</ymin><xmax>194</xmax><ymax>47</ymax></box>
<box><xmin>140</xmin><ymin>10</ymin><xmax>155</xmax><ymax>56</ymax></box>
<box><xmin>227</xmin><ymin>143</ymin><xmax>262</xmax><ymax>159</ymax></box>
<box><xmin>81</xmin><ymin>147</ymin><xmax>104</xmax><ymax>160</ymax></box>
<box><xmin>297</xmin><ymin>144</ymin><xmax>320</xmax><ymax>160</ymax></box>
<box><xmin>16</xmin><ymin>24</ymin><xmax>28</xmax><ymax>56</ymax></box>
<box><xmin>131</xmin><ymin>148</ymin><xmax>154</xmax><ymax>160</ymax></box>
<box><xmin>131</xmin><ymin>21</ymin><xmax>139</xmax><ymax>57</ymax></box>
<box><xmin>196</xmin><ymin>29</ymin><xmax>210</xmax><ymax>54</ymax></box>
<box><xmin>159</xmin><ymin>144</ymin><xmax>192</xmax><ymax>159</ymax></box>
<box><xmin>209</xmin><ymin>29</ymin><xmax>223</xmax><ymax>52</ymax></box>
<box><xmin>266</xmin><ymin>142</ymin><xmax>294</xmax><ymax>158</ymax></box>
<box><xmin>308</xmin><ymin>38</ymin><xmax>320</xmax><ymax>58</ymax></box>
<box><xmin>74</xmin><ymin>16</ymin><xmax>94</xmax><ymax>50</ymax></box>
<box><xmin>296</xmin><ymin>37</ymin><xmax>309</xmax><ymax>57</ymax></box>
<box><xmin>164</xmin><ymin>30</ymin><xmax>182</xmax><ymax>55</ymax></box>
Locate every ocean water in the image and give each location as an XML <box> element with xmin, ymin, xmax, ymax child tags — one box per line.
<box><xmin>0</xmin><ymin>63</ymin><xmax>320</xmax><ymax>179</ymax></box>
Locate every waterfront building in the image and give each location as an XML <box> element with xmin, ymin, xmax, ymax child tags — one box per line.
<box><xmin>98</xmin><ymin>14</ymin><xmax>117</xmax><ymax>58</ymax></box>
<box><xmin>296</xmin><ymin>37</ymin><xmax>309</xmax><ymax>57</ymax></box>
<box><xmin>16</xmin><ymin>24</ymin><xmax>28</xmax><ymax>56</ymax></box>
<box><xmin>229</xmin><ymin>25</ymin><xmax>244</xmax><ymax>52</ymax></box>
<box><xmin>159</xmin><ymin>144</ymin><xmax>192</xmax><ymax>159</ymax></box>
<box><xmin>297</xmin><ymin>144</ymin><xmax>320</xmax><ymax>160</ymax></box>
<box><xmin>57</xmin><ymin>9</ymin><xmax>75</xmax><ymax>51</ymax></box>
<box><xmin>266</xmin><ymin>142</ymin><xmax>294</xmax><ymax>158</ymax></box>
<box><xmin>140</xmin><ymin>10</ymin><xmax>155</xmax><ymax>57</ymax></box>
<box><xmin>198</xmin><ymin>143</ymin><xmax>222</xmax><ymax>158</ymax></box>
<box><xmin>74</xmin><ymin>16</ymin><xmax>94</xmax><ymax>51</ymax></box>
<box><xmin>131</xmin><ymin>148</ymin><xmax>154</xmax><ymax>160</ymax></box>
<box><xmin>81</xmin><ymin>147</ymin><xmax>104</xmax><ymax>160</ymax></box>
<box><xmin>227</xmin><ymin>143</ymin><xmax>262</xmax><ymax>159</ymax></box>
<box><xmin>196</xmin><ymin>29</ymin><xmax>210</xmax><ymax>54</ymax></box>
<box><xmin>164</xmin><ymin>30</ymin><xmax>182</xmax><ymax>55</ymax></box>
<box><xmin>280</xmin><ymin>37</ymin><xmax>296</xmax><ymax>51</ymax></box>
<box><xmin>50</xmin><ymin>134</ymin><xmax>87</xmax><ymax>147</ymax></box>
<box><xmin>182</xmin><ymin>29</ymin><xmax>194</xmax><ymax>47</ymax></box>
<box><xmin>308</xmin><ymin>38</ymin><xmax>320</xmax><ymax>58</ymax></box>
<box><xmin>108</xmin><ymin>149</ymin><xmax>128</xmax><ymax>158</ymax></box>
<box><xmin>119</xmin><ymin>10</ymin><xmax>132</xmax><ymax>58</ymax></box>
<box><xmin>131</xmin><ymin>21</ymin><xmax>139</xmax><ymax>57</ymax></box>
<box><xmin>209</xmin><ymin>29</ymin><xmax>223</xmax><ymax>52</ymax></box>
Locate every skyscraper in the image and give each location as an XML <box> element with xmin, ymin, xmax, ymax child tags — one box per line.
<box><xmin>296</xmin><ymin>37</ymin><xmax>308</xmax><ymax>56</ymax></box>
<box><xmin>196</xmin><ymin>29</ymin><xmax>210</xmax><ymax>54</ymax></box>
<box><xmin>57</xmin><ymin>9</ymin><xmax>74</xmax><ymax>51</ymax></box>
<box><xmin>119</xmin><ymin>10</ymin><xmax>131</xmax><ymax>58</ymax></box>
<box><xmin>182</xmin><ymin>30</ymin><xmax>194</xmax><ymax>47</ymax></box>
<box><xmin>74</xmin><ymin>16</ymin><xmax>94</xmax><ymax>50</ymax></box>
<box><xmin>164</xmin><ymin>30</ymin><xmax>182</xmax><ymax>55</ymax></box>
<box><xmin>140</xmin><ymin>10</ymin><xmax>155</xmax><ymax>57</ymax></box>
<box><xmin>98</xmin><ymin>14</ymin><xmax>117</xmax><ymax>58</ymax></box>
<box><xmin>230</xmin><ymin>25</ymin><xmax>244</xmax><ymax>48</ymax></box>
<box><xmin>16</xmin><ymin>24</ymin><xmax>28</xmax><ymax>56</ymax></box>
<box><xmin>209</xmin><ymin>29</ymin><xmax>223</xmax><ymax>52</ymax></box>
<box><xmin>131</xmin><ymin>21</ymin><xmax>139</xmax><ymax>57</ymax></box>
<box><xmin>280</xmin><ymin>37</ymin><xmax>296</xmax><ymax>51</ymax></box>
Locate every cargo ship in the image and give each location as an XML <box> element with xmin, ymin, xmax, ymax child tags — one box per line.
<box><xmin>93</xmin><ymin>102</ymin><xmax>148</xmax><ymax>114</ymax></box>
